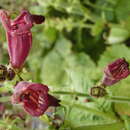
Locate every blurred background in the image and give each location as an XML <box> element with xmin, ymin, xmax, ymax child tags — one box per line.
<box><xmin>0</xmin><ymin>0</ymin><xmax>130</xmax><ymax>130</ymax></box>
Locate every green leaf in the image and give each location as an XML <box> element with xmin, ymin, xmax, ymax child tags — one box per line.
<box><xmin>43</xmin><ymin>27</ymin><xmax>58</xmax><ymax>44</ymax></box>
<box><xmin>61</xmin><ymin>100</ymin><xmax>118</xmax><ymax>128</ymax></box>
<box><xmin>115</xmin><ymin>0</ymin><xmax>130</xmax><ymax>21</ymax></box>
<box><xmin>98</xmin><ymin>44</ymin><xmax>130</xmax><ymax>68</ymax></box>
<box><xmin>91</xmin><ymin>19</ymin><xmax>105</xmax><ymax>36</ymax></box>
<box><xmin>40</xmin><ymin>36</ymin><xmax>71</xmax><ymax>88</ymax></box>
<box><xmin>111</xmin><ymin>76</ymin><xmax>130</xmax><ymax>116</ymax></box>
<box><xmin>106</xmin><ymin>27</ymin><xmax>129</xmax><ymax>44</ymax></box>
<box><xmin>122</xmin><ymin>116</ymin><xmax>130</xmax><ymax>130</ymax></box>
<box><xmin>65</xmin><ymin>53</ymin><xmax>95</xmax><ymax>93</ymax></box>
<box><xmin>41</xmin><ymin>35</ymin><xmax>95</xmax><ymax>90</ymax></box>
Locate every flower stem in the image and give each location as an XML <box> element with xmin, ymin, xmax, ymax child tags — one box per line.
<box><xmin>52</xmin><ymin>91</ymin><xmax>94</xmax><ymax>101</ymax></box>
<box><xmin>106</xmin><ymin>96</ymin><xmax>130</xmax><ymax>104</ymax></box>
<box><xmin>0</xmin><ymin>96</ymin><xmax>11</xmax><ymax>102</ymax></box>
<box><xmin>52</xmin><ymin>91</ymin><xmax>130</xmax><ymax>104</ymax></box>
<box><xmin>52</xmin><ymin>91</ymin><xmax>89</xmax><ymax>97</ymax></box>
<box><xmin>84</xmin><ymin>1</ymin><xmax>113</xmax><ymax>12</ymax></box>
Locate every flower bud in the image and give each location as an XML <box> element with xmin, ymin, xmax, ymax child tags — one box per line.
<box><xmin>90</xmin><ymin>86</ymin><xmax>106</xmax><ymax>98</ymax></box>
<box><xmin>0</xmin><ymin>65</ymin><xmax>7</xmax><ymax>82</ymax></box>
<box><xmin>12</xmin><ymin>81</ymin><xmax>60</xmax><ymax>117</ymax></box>
<box><xmin>0</xmin><ymin>10</ymin><xmax>45</xmax><ymax>69</ymax></box>
<box><xmin>102</xmin><ymin>58</ymin><xmax>130</xmax><ymax>86</ymax></box>
<box><xmin>7</xmin><ymin>68</ymin><xmax>15</xmax><ymax>80</ymax></box>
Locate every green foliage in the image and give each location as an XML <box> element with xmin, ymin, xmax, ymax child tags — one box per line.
<box><xmin>106</xmin><ymin>27</ymin><xmax>129</xmax><ymax>44</ymax></box>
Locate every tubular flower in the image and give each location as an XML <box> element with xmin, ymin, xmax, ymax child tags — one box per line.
<box><xmin>0</xmin><ymin>10</ymin><xmax>45</xmax><ymax>69</ymax></box>
<box><xmin>12</xmin><ymin>81</ymin><xmax>60</xmax><ymax>117</ymax></box>
<box><xmin>102</xmin><ymin>58</ymin><xmax>130</xmax><ymax>86</ymax></box>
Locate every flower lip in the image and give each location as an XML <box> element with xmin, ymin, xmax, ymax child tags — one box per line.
<box><xmin>12</xmin><ymin>10</ymin><xmax>45</xmax><ymax>25</ymax></box>
<box><xmin>20</xmin><ymin>88</ymin><xmax>48</xmax><ymax>116</ymax></box>
<box><xmin>31</xmin><ymin>15</ymin><xmax>45</xmax><ymax>24</ymax></box>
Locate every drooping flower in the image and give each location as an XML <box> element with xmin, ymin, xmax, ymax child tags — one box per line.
<box><xmin>102</xmin><ymin>58</ymin><xmax>130</xmax><ymax>86</ymax></box>
<box><xmin>0</xmin><ymin>10</ymin><xmax>45</xmax><ymax>69</ymax></box>
<box><xmin>12</xmin><ymin>81</ymin><xmax>60</xmax><ymax>116</ymax></box>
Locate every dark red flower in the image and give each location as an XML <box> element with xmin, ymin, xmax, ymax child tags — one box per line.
<box><xmin>102</xmin><ymin>58</ymin><xmax>130</xmax><ymax>86</ymax></box>
<box><xmin>0</xmin><ymin>10</ymin><xmax>45</xmax><ymax>69</ymax></box>
<box><xmin>12</xmin><ymin>81</ymin><xmax>60</xmax><ymax>116</ymax></box>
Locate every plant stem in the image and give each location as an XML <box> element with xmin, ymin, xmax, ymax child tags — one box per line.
<box><xmin>52</xmin><ymin>91</ymin><xmax>94</xmax><ymax>100</ymax></box>
<box><xmin>84</xmin><ymin>1</ymin><xmax>113</xmax><ymax>12</ymax></box>
<box><xmin>0</xmin><ymin>96</ymin><xmax>11</xmax><ymax>102</ymax></box>
<box><xmin>52</xmin><ymin>91</ymin><xmax>130</xmax><ymax>104</ymax></box>
<box><xmin>106</xmin><ymin>96</ymin><xmax>130</xmax><ymax>104</ymax></box>
<box><xmin>0</xmin><ymin>86</ymin><xmax>13</xmax><ymax>93</ymax></box>
<box><xmin>13</xmin><ymin>69</ymin><xmax>24</xmax><ymax>81</ymax></box>
<box><xmin>52</xmin><ymin>91</ymin><xmax>89</xmax><ymax>97</ymax></box>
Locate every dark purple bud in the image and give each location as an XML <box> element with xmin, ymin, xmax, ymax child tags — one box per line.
<box><xmin>90</xmin><ymin>86</ymin><xmax>107</xmax><ymax>98</ymax></box>
<box><xmin>102</xmin><ymin>58</ymin><xmax>130</xmax><ymax>86</ymax></box>
<box><xmin>0</xmin><ymin>65</ymin><xmax>7</xmax><ymax>82</ymax></box>
<box><xmin>7</xmin><ymin>68</ymin><xmax>15</xmax><ymax>80</ymax></box>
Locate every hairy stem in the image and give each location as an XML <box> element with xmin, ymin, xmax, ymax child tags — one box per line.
<box><xmin>52</xmin><ymin>91</ymin><xmax>130</xmax><ymax>104</ymax></box>
<box><xmin>0</xmin><ymin>96</ymin><xmax>11</xmax><ymax>102</ymax></box>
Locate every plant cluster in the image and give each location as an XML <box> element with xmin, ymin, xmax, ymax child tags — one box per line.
<box><xmin>0</xmin><ymin>0</ymin><xmax>130</xmax><ymax>130</ymax></box>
